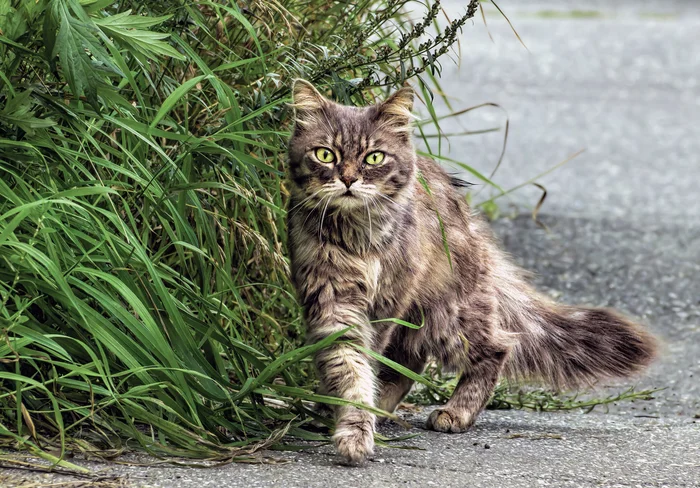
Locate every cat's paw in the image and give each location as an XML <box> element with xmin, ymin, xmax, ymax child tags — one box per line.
<box><xmin>332</xmin><ymin>410</ymin><xmax>375</xmax><ymax>465</ymax></box>
<box><xmin>308</xmin><ymin>402</ymin><xmax>334</xmax><ymax>429</ymax></box>
<box><xmin>313</xmin><ymin>401</ymin><xmax>334</xmax><ymax>416</ymax></box>
<box><xmin>375</xmin><ymin>415</ymin><xmax>390</xmax><ymax>426</ymax></box>
<box><xmin>426</xmin><ymin>407</ymin><xmax>475</xmax><ymax>433</ymax></box>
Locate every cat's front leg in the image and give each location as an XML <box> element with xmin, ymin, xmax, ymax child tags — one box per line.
<box><xmin>303</xmin><ymin>282</ymin><xmax>376</xmax><ymax>464</ymax></box>
<box><xmin>312</xmin><ymin>329</ymin><xmax>376</xmax><ymax>463</ymax></box>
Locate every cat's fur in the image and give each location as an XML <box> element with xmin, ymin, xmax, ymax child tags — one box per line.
<box><xmin>286</xmin><ymin>80</ymin><xmax>658</xmax><ymax>464</ymax></box>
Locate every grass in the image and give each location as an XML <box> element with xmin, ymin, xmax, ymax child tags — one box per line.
<box><xmin>408</xmin><ymin>364</ymin><xmax>660</xmax><ymax>413</ymax></box>
<box><xmin>0</xmin><ymin>0</ymin><xmax>494</xmax><ymax>465</ymax></box>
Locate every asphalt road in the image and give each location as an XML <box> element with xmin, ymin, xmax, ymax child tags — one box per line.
<box><xmin>3</xmin><ymin>1</ymin><xmax>699</xmax><ymax>487</ymax></box>
<box><xmin>3</xmin><ymin>410</ymin><xmax>698</xmax><ymax>488</ymax></box>
<box><xmin>437</xmin><ymin>0</ymin><xmax>700</xmax><ymax>223</ymax></box>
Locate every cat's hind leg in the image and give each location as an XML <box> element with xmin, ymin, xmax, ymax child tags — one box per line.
<box><xmin>377</xmin><ymin>330</ymin><xmax>427</xmax><ymax>419</ymax></box>
<box><xmin>426</xmin><ymin>313</ymin><xmax>510</xmax><ymax>433</ymax></box>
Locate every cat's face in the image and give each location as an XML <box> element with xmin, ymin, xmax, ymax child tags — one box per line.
<box><xmin>287</xmin><ymin>81</ymin><xmax>417</xmax><ymax>211</ymax></box>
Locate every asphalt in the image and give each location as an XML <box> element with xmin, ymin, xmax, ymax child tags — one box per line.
<box><xmin>3</xmin><ymin>410</ymin><xmax>699</xmax><ymax>488</ymax></box>
<box><xmin>2</xmin><ymin>1</ymin><xmax>699</xmax><ymax>486</ymax></box>
<box><xmin>437</xmin><ymin>0</ymin><xmax>700</xmax><ymax>223</ymax></box>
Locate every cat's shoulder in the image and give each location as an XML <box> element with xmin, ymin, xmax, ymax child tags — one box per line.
<box><xmin>414</xmin><ymin>155</ymin><xmax>456</xmax><ymax>194</ymax></box>
<box><xmin>416</xmin><ymin>155</ymin><xmax>447</xmax><ymax>177</ymax></box>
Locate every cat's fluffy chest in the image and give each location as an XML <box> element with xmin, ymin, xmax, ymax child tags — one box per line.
<box><xmin>306</xmin><ymin>234</ymin><xmax>418</xmax><ymax>320</ymax></box>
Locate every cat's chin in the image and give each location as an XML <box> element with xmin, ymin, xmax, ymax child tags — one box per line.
<box><xmin>333</xmin><ymin>194</ymin><xmax>366</xmax><ymax>210</ymax></box>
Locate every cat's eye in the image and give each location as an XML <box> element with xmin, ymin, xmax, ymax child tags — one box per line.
<box><xmin>365</xmin><ymin>151</ymin><xmax>385</xmax><ymax>165</ymax></box>
<box><xmin>314</xmin><ymin>147</ymin><xmax>336</xmax><ymax>163</ymax></box>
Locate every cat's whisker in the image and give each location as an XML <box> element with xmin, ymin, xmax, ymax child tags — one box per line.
<box><xmin>288</xmin><ymin>193</ymin><xmax>316</xmax><ymax>214</ymax></box>
<box><xmin>301</xmin><ymin>194</ymin><xmax>327</xmax><ymax>229</ymax></box>
<box><xmin>288</xmin><ymin>198</ymin><xmax>313</xmax><ymax>218</ymax></box>
<box><xmin>374</xmin><ymin>192</ymin><xmax>400</xmax><ymax>207</ymax></box>
<box><xmin>368</xmin><ymin>195</ymin><xmax>383</xmax><ymax>219</ymax></box>
<box><xmin>365</xmin><ymin>199</ymin><xmax>373</xmax><ymax>248</ymax></box>
<box><xmin>370</xmin><ymin>196</ymin><xmax>390</xmax><ymax>229</ymax></box>
<box><xmin>318</xmin><ymin>195</ymin><xmax>332</xmax><ymax>242</ymax></box>
<box><xmin>288</xmin><ymin>189</ymin><xmax>324</xmax><ymax>218</ymax></box>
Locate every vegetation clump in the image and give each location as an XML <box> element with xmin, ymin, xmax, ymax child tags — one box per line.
<box><xmin>0</xmin><ymin>0</ymin><xmax>484</xmax><ymax>463</ymax></box>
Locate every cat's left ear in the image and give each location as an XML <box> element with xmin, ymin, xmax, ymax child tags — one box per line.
<box><xmin>291</xmin><ymin>79</ymin><xmax>327</xmax><ymax>127</ymax></box>
<box><xmin>377</xmin><ymin>86</ymin><xmax>415</xmax><ymax>134</ymax></box>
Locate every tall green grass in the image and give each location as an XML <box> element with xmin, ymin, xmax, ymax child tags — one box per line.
<box><xmin>0</xmin><ymin>0</ymin><xmax>488</xmax><ymax>463</ymax></box>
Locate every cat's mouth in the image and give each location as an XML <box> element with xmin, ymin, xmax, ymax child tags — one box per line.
<box><xmin>332</xmin><ymin>190</ymin><xmax>366</xmax><ymax>209</ymax></box>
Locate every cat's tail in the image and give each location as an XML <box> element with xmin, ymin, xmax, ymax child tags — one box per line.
<box><xmin>494</xmin><ymin>259</ymin><xmax>658</xmax><ymax>389</ymax></box>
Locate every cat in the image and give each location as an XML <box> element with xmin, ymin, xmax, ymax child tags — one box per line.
<box><xmin>285</xmin><ymin>79</ymin><xmax>658</xmax><ymax>464</ymax></box>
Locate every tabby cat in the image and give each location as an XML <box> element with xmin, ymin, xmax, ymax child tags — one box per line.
<box><xmin>286</xmin><ymin>80</ymin><xmax>657</xmax><ymax>464</ymax></box>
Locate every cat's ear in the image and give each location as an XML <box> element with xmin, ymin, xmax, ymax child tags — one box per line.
<box><xmin>291</xmin><ymin>79</ymin><xmax>327</xmax><ymax>127</ymax></box>
<box><xmin>377</xmin><ymin>86</ymin><xmax>415</xmax><ymax>135</ymax></box>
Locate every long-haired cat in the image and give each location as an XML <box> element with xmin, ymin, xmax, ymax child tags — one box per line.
<box><xmin>286</xmin><ymin>80</ymin><xmax>657</xmax><ymax>464</ymax></box>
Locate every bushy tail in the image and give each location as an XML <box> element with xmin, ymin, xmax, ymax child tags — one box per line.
<box><xmin>497</xmin><ymin>279</ymin><xmax>658</xmax><ymax>389</ymax></box>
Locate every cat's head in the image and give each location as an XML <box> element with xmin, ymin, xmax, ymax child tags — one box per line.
<box><xmin>287</xmin><ymin>80</ymin><xmax>417</xmax><ymax>211</ymax></box>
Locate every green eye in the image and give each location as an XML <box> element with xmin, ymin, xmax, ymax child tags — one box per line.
<box><xmin>365</xmin><ymin>151</ymin><xmax>385</xmax><ymax>165</ymax></box>
<box><xmin>314</xmin><ymin>147</ymin><xmax>336</xmax><ymax>163</ymax></box>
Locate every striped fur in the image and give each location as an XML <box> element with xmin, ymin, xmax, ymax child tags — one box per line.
<box><xmin>286</xmin><ymin>81</ymin><xmax>658</xmax><ymax>464</ymax></box>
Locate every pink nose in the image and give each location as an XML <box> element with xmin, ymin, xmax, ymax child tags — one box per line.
<box><xmin>340</xmin><ymin>175</ymin><xmax>358</xmax><ymax>188</ymax></box>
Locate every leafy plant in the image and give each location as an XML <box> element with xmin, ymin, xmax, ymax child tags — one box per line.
<box><xmin>0</xmin><ymin>0</ymin><xmax>495</xmax><ymax>464</ymax></box>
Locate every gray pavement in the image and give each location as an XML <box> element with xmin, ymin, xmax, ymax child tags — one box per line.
<box><xmin>3</xmin><ymin>1</ymin><xmax>699</xmax><ymax>486</ymax></box>
<box><xmin>2</xmin><ymin>410</ymin><xmax>699</xmax><ymax>487</ymax></box>
<box><xmin>438</xmin><ymin>0</ymin><xmax>700</xmax><ymax>223</ymax></box>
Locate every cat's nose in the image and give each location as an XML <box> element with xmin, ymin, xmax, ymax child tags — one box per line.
<box><xmin>340</xmin><ymin>175</ymin><xmax>358</xmax><ymax>188</ymax></box>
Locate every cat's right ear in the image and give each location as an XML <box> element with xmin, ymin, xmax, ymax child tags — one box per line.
<box><xmin>375</xmin><ymin>85</ymin><xmax>416</xmax><ymax>137</ymax></box>
<box><xmin>291</xmin><ymin>79</ymin><xmax>327</xmax><ymax>128</ymax></box>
